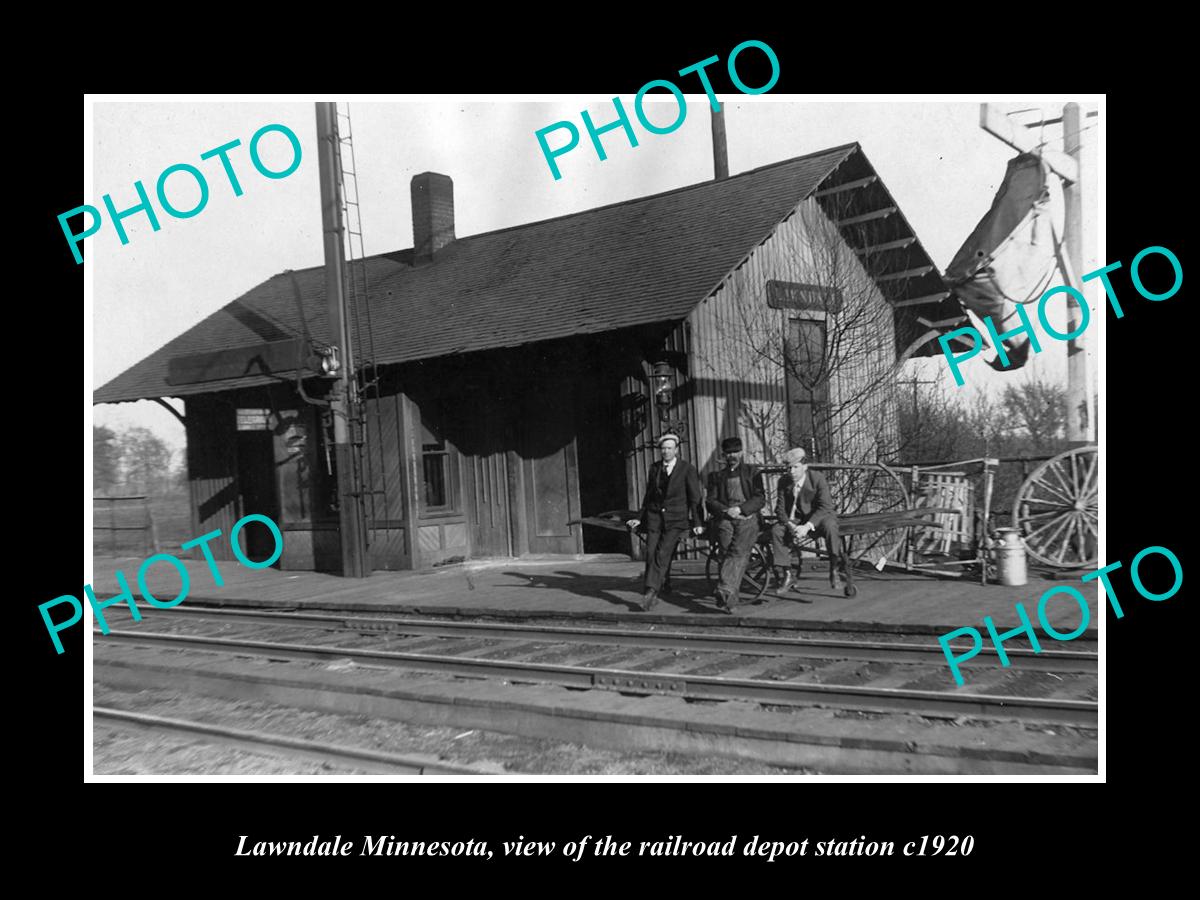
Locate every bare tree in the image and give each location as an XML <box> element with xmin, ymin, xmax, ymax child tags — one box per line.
<box><xmin>93</xmin><ymin>425</ymin><xmax>120</xmax><ymax>494</ymax></box>
<box><xmin>896</xmin><ymin>373</ymin><xmax>1072</xmax><ymax>530</ymax></box>
<box><xmin>737</xmin><ymin>399</ymin><xmax>788</xmax><ymax>466</ymax></box>
<box><xmin>897</xmin><ymin>377</ymin><xmax>1012</xmax><ymax>463</ymax></box>
<box><xmin>726</xmin><ymin>198</ymin><xmax>901</xmax><ymax>467</ymax></box>
<box><xmin>1000</xmin><ymin>377</ymin><xmax>1068</xmax><ymax>452</ymax></box>
<box><xmin>117</xmin><ymin>426</ymin><xmax>174</xmax><ymax>494</ymax></box>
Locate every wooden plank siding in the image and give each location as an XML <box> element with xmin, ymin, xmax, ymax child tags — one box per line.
<box><xmin>621</xmin><ymin>197</ymin><xmax>902</xmax><ymax>543</ymax></box>
<box><xmin>686</xmin><ymin>197</ymin><xmax>899</xmax><ymax>472</ymax></box>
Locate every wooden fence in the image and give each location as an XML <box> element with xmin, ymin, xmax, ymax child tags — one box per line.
<box><xmin>93</xmin><ymin>495</ymin><xmax>159</xmax><ymax>556</ymax></box>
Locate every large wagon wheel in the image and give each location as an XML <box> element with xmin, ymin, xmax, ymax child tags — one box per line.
<box><xmin>1013</xmin><ymin>446</ymin><xmax>1098</xmax><ymax>568</ymax></box>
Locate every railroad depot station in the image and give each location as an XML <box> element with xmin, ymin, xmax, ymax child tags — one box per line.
<box><xmin>97</xmin><ymin>143</ymin><xmax>963</xmax><ymax>572</ymax></box>
<box><xmin>94</xmin><ymin>132</ymin><xmax>1103</xmax><ymax>617</ymax></box>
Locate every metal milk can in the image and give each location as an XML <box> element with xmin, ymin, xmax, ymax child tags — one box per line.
<box><xmin>993</xmin><ymin>527</ymin><xmax>1027</xmax><ymax>587</ymax></box>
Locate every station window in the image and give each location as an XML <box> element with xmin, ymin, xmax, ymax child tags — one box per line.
<box><xmin>420</xmin><ymin>414</ymin><xmax>457</xmax><ymax>513</ymax></box>
<box><xmin>786</xmin><ymin>316</ymin><xmax>832</xmax><ymax>459</ymax></box>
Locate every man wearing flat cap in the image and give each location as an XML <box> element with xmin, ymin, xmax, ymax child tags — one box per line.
<box><xmin>771</xmin><ymin>447</ymin><xmax>841</xmax><ymax>593</ymax></box>
<box><xmin>705</xmin><ymin>436</ymin><xmax>766</xmax><ymax>613</ymax></box>
<box><xmin>626</xmin><ymin>433</ymin><xmax>704</xmax><ymax>612</ymax></box>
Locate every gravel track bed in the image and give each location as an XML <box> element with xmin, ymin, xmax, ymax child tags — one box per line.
<box><xmin>93</xmin><ymin>685</ymin><xmax>808</xmax><ymax>776</ymax></box>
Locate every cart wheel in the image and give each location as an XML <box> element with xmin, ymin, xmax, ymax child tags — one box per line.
<box><xmin>742</xmin><ymin>544</ymin><xmax>772</xmax><ymax>602</ymax></box>
<box><xmin>706</xmin><ymin>541</ymin><xmax>772</xmax><ymax>601</ymax></box>
<box><xmin>1013</xmin><ymin>445</ymin><xmax>1098</xmax><ymax>568</ymax></box>
<box><xmin>843</xmin><ymin>584</ymin><xmax>858</xmax><ymax>598</ymax></box>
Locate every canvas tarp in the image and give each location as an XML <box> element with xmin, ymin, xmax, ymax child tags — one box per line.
<box><xmin>944</xmin><ymin>153</ymin><xmax>1065</xmax><ymax>370</ymax></box>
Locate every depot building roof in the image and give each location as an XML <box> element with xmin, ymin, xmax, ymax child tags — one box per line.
<box><xmin>95</xmin><ymin>142</ymin><xmax>956</xmax><ymax>404</ymax></box>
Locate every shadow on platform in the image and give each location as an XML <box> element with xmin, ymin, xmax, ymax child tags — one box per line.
<box><xmin>87</xmin><ymin>553</ymin><xmax>1097</xmax><ymax>635</ymax></box>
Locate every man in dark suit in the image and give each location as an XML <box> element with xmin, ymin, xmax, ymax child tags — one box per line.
<box><xmin>770</xmin><ymin>447</ymin><xmax>842</xmax><ymax>592</ymax></box>
<box><xmin>626</xmin><ymin>433</ymin><xmax>704</xmax><ymax>611</ymax></box>
<box><xmin>705</xmin><ymin>436</ymin><xmax>766</xmax><ymax>613</ymax></box>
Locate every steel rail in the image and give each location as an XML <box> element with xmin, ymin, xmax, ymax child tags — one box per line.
<box><xmin>93</xmin><ymin>706</ymin><xmax>492</xmax><ymax>776</ymax></box>
<box><xmin>153</xmin><ymin>606</ymin><xmax>1097</xmax><ymax>673</ymax></box>
<box><xmin>98</xmin><ymin>629</ymin><xmax>1098</xmax><ymax>725</ymax></box>
<box><xmin>169</xmin><ymin>599</ymin><xmax>1098</xmax><ymax>644</ymax></box>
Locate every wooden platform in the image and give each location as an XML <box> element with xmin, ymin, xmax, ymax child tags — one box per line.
<box><xmin>88</xmin><ymin>554</ymin><xmax>1098</xmax><ymax>637</ymax></box>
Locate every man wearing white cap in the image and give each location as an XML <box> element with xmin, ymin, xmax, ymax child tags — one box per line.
<box><xmin>626</xmin><ymin>433</ymin><xmax>704</xmax><ymax>611</ymax></box>
<box><xmin>771</xmin><ymin>447</ymin><xmax>842</xmax><ymax>593</ymax></box>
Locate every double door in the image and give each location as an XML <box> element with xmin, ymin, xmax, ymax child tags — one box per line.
<box><xmin>463</xmin><ymin>381</ymin><xmax>582</xmax><ymax>558</ymax></box>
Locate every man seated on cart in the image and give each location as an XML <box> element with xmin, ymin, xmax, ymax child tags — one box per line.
<box><xmin>706</xmin><ymin>436</ymin><xmax>767</xmax><ymax>613</ymax></box>
<box><xmin>770</xmin><ymin>447</ymin><xmax>844</xmax><ymax>593</ymax></box>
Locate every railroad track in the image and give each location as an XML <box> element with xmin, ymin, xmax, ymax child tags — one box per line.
<box><xmin>96</xmin><ymin>607</ymin><xmax>1097</xmax><ymax>725</ymax></box>
<box><xmin>177</xmin><ymin>598</ymin><xmax>1098</xmax><ymax>647</ymax></box>
<box><xmin>160</xmin><ymin>606</ymin><xmax>1098</xmax><ymax>671</ymax></box>
<box><xmin>94</xmin><ymin>706</ymin><xmax>492</xmax><ymax>775</ymax></box>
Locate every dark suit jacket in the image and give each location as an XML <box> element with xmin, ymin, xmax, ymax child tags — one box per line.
<box><xmin>639</xmin><ymin>459</ymin><xmax>704</xmax><ymax>529</ymax></box>
<box><xmin>705</xmin><ymin>463</ymin><xmax>766</xmax><ymax>519</ymax></box>
<box><xmin>775</xmin><ymin>469</ymin><xmax>836</xmax><ymax>525</ymax></box>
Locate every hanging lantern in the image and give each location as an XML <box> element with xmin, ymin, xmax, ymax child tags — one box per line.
<box><xmin>318</xmin><ymin>344</ymin><xmax>341</xmax><ymax>376</ymax></box>
<box><xmin>652</xmin><ymin>359</ymin><xmax>674</xmax><ymax>409</ymax></box>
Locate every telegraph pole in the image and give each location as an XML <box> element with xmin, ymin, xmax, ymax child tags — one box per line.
<box><xmin>711</xmin><ymin>106</ymin><xmax>729</xmax><ymax>180</ymax></box>
<box><xmin>315</xmin><ymin>102</ymin><xmax>369</xmax><ymax>577</ymax></box>
<box><xmin>980</xmin><ymin>102</ymin><xmax>1096</xmax><ymax>445</ymax></box>
<box><xmin>1061</xmin><ymin>102</ymin><xmax>1093</xmax><ymax>446</ymax></box>
<box><xmin>898</xmin><ymin>374</ymin><xmax>936</xmax><ymax>412</ymax></box>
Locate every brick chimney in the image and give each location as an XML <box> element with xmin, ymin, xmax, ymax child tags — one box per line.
<box><xmin>411</xmin><ymin>172</ymin><xmax>455</xmax><ymax>264</ymax></box>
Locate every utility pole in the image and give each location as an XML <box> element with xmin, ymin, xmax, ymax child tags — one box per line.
<box><xmin>980</xmin><ymin>102</ymin><xmax>1096</xmax><ymax>446</ymax></box>
<box><xmin>898</xmin><ymin>374</ymin><xmax>936</xmax><ymax>412</ymax></box>
<box><xmin>315</xmin><ymin>102</ymin><xmax>369</xmax><ymax>577</ymax></box>
<box><xmin>1061</xmin><ymin>102</ymin><xmax>1092</xmax><ymax>447</ymax></box>
<box><xmin>711</xmin><ymin>106</ymin><xmax>729</xmax><ymax>180</ymax></box>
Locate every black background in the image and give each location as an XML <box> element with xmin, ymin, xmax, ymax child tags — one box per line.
<box><xmin>25</xmin><ymin>24</ymin><xmax>1188</xmax><ymax>885</ymax></box>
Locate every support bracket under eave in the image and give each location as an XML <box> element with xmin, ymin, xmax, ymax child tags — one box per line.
<box><xmin>152</xmin><ymin>397</ymin><xmax>186</xmax><ymax>427</ymax></box>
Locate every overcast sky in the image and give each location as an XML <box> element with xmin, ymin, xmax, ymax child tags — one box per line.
<box><xmin>89</xmin><ymin>97</ymin><xmax>1101</xmax><ymax>454</ymax></box>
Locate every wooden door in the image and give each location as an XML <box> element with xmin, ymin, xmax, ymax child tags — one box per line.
<box><xmin>361</xmin><ymin>393</ymin><xmax>410</xmax><ymax>570</ymax></box>
<box><xmin>519</xmin><ymin>382</ymin><xmax>582</xmax><ymax>555</ymax></box>
<box><xmin>468</xmin><ymin>400</ymin><xmax>512</xmax><ymax>558</ymax></box>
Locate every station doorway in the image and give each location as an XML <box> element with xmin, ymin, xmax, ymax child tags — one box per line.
<box><xmin>574</xmin><ymin>367</ymin><xmax>628</xmax><ymax>554</ymax></box>
<box><xmin>235</xmin><ymin>428</ymin><xmax>282</xmax><ymax>565</ymax></box>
